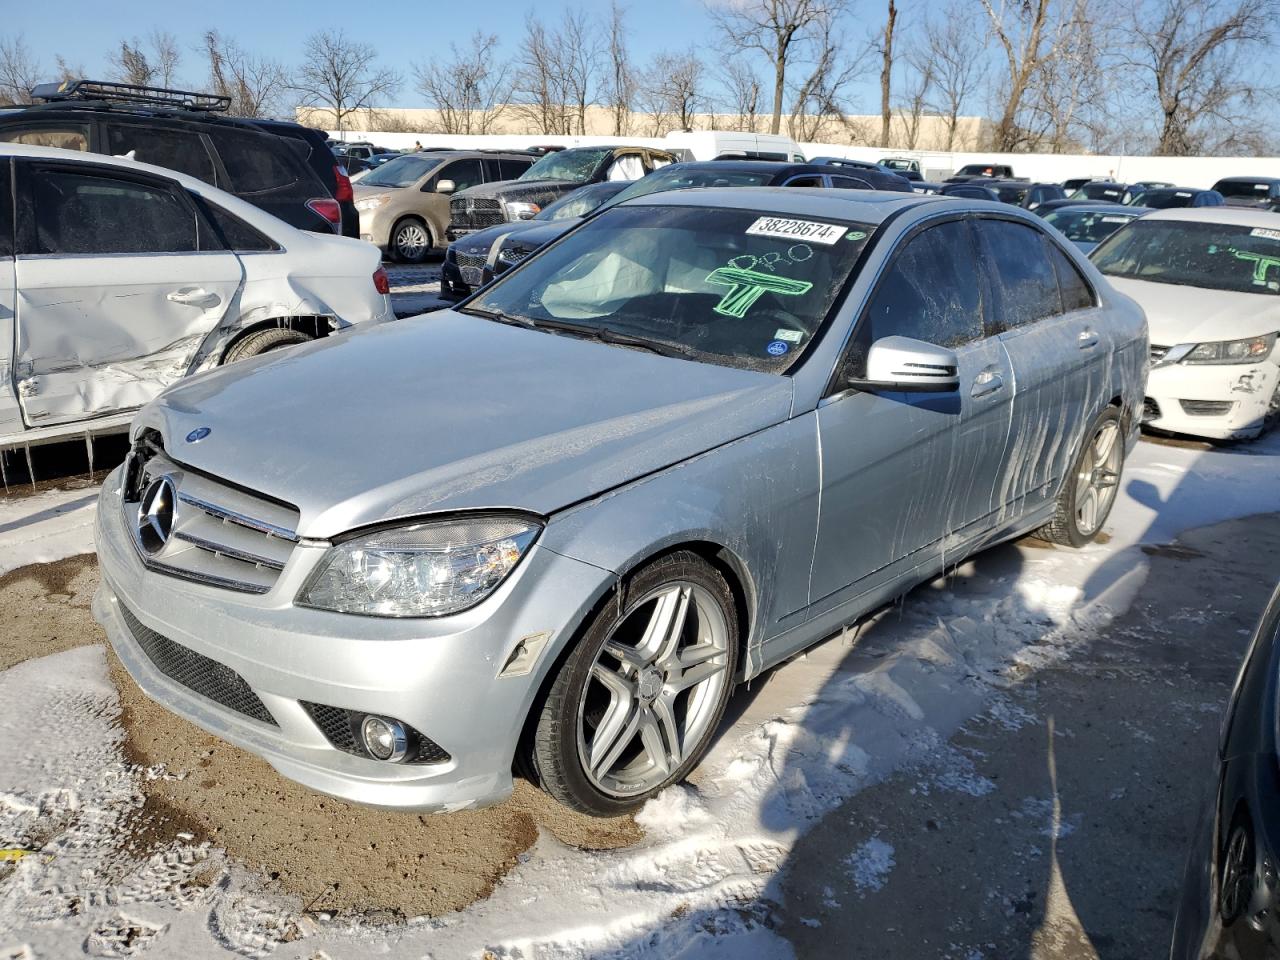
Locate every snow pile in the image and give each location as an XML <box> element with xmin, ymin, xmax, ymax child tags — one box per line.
<box><xmin>0</xmin><ymin>486</ymin><xmax>97</xmax><ymax>577</ymax></box>
<box><xmin>0</xmin><ymin>433</ymin><xmax>1276</xmax><ymax>958</ymax></box>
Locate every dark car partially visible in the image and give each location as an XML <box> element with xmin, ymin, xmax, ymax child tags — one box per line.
<box><xmin>1212</xmin><ymin>177</ymin><xmax>1280</xmax><ymax>209</ymax></box>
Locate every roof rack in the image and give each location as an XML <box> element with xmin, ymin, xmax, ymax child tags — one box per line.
<box><xmin>30</xmin><ymin>79</ymin><xmax>231</xmax><ymax>112</ymax></box>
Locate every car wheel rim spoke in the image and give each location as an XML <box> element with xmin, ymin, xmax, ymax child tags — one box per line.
<box><xmin>578</xmin><ymin>580</ymin><xmax>730</xmax><ymax>797</ymax></box>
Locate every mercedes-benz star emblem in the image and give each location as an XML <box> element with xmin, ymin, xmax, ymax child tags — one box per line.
<box><xmin>136</xmin><ymin>476</ymin><xmax>178</xmax><ymax>554</ymax></box>
<box><xmin>186</xmin><ymin>426</ymin><xmax>211</xmax><ymax>443</ymax></box>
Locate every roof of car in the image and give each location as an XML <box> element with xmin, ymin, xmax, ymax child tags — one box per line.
<box><xmin>1046</xmin><ymin>204</ymin><xmax>1149</xmax><ymax>216</ymax></box>
<box><xmin>1143</xmin><ymin>206</ymin><xmax>1280</xmax><ymax>226</ymax></box>
<box><xmin>622</xmin><ymin>185</ymin><xmax>942</xmax><ymax>224</ymax></box>
<box><xmin>1213</xmin><ymin>176</ymin><xmax>1280</xmax><ymax>185</ymax></box>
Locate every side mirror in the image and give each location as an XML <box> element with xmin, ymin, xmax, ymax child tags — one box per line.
<box><xmin>436</xmin><ymin>179</ymin><xmax>456</xmax><ymax>194</ymax></box>
<box><xmin>848</xmin><ymin>336</ymin><xmax>959</xmax><ymax>392</ymax></box>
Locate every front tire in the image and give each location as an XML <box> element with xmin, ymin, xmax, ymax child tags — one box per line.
<box><xmin>391</xmin><ymin>218</ymin><xmax>432</xmax><ymax>264</ymax></box>
<box><xmin>1036</xmin><ymin>406</ymin><xmax>1125</xmax><ymax>547</ymax></box>
<box><xmin>529</xmin><ymin>551</ymin><xmax>739</xmax><ymax>817</ymax></box>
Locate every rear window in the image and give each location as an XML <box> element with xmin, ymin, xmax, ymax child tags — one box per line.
<box><xmin>106</xmin><ymin>125</ymin><xmax>217</xmax><ymax>185</ymax></box>
<box><xmin>1093</xmin><ymin>219</ymin><xmax>1280</xmax><ymax>295</ymax></box>
<box><xmin>212</xmin><ymin>129</ymin><xmax>303</xmax><ymax>193</ymax></box>
<box><xmin>1214</xmin><ymin>181</ymin><xmax>1277</xmax><ymax>199</ymax></box>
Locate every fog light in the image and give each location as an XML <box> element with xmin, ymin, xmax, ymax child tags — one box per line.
<box><xmin>360</xmin><ymin>715</ymin><xmax>408</xmax><ymax>762</ymax></box>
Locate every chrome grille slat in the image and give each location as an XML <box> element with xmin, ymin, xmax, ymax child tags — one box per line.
<box><xmin>178</xmin><ymin>493</ymin><xmax>299</xmax><ymax>542</ymax></box>
<box><xmin>174</xmin><ymin>531</ymin><xmax>287</xmax><ymax>571</ymax></box>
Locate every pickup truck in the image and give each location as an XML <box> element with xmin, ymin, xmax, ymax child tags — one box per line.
<box><xmin>947</xmin><ymin>163</ymin><xmax>1016</xmax><ymax>182</ymax></box>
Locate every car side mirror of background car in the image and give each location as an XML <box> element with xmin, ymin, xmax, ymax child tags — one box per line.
<box><xmin>436</xmin><ymin>179</ymin><xmax>456</xmax><ymax>194</ymax></box>
<box><xmin>847</xmin><ymin>336</ymin><xmax>960</xmax><ymax>392</ymax></box>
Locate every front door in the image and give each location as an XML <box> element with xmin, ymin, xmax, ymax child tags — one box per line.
<box><xmin>13</xmin><ymin>160</ymin><xmax>243</xmax><ymax>429</ymax></box>
<box><xmin>808</xmin><ymin>217</ymin><xmax>1015</xmax><ymax>613</ymax></box>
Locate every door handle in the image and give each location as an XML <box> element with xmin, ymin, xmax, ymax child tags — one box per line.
<box><xmin>167</xmin><ymin>287</ymin><xmax>220</xmax><ymax>308</ymax></box>
<box><xmin>1078</xmin><ymin>329</ymin><xmax>1099</xmax><ymax>349</ymax></box>
<box><xmin>971</xmin><ymin>370</ymin><xmax>1004</xmax><ymax>398</ymax></box>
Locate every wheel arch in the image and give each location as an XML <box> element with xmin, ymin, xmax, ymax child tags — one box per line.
<box><xmin>218</xmin><ymin>316</ymin><xmax>331</xmax><ymax>364</ymax></box>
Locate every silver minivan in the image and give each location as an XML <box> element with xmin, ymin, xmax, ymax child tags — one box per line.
<box><xmin>95</xmin><ymin>189</ymin><xmax>1148</xmax><ymax>816</ymax></box>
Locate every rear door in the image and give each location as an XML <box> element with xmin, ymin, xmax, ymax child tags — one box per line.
<box><xmin>12</xmin><ymin>160</ymin><xmax>244</xmax><ymax>429</ymax></box>
<box><xmin>974</xmin><ymin>217</ymin><xmax>1105</xmax><ymax>514</ymax></box>
<box><xmin>0</xmin><ymin>159</ymin><xmax>19</xmax><ymax>439</ymax></box>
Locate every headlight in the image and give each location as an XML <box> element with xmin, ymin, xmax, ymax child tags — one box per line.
<box><xmin>298</xmin><ymin>517</ymin><xmax>540</xmax><ymax>617</ymax></box>
<box><xmin>503</xmin><ymin>200</ymin><xmax>541</xmax><ymax>220</ymax></box>
<box><xmin>354</xmin><ymin>195</ymin><xmax>389</xmax><ymax>213</ymax></box>
<box><xmin>1181</xmin><ymin>333</ymin><xmax>1276</xmax><ymax>365</ymax></box>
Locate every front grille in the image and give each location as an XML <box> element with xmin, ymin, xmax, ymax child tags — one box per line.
<box><xmin>1150</xmin><ymin>344</ymin><xmax>1170</xmax><ymax>365</ymax></box>
<box><xmin>300</xmin><ymin>702</ymin><xmax>451</xmax><ymax>764</ymax></box>
<box><xmin>450</xmin><ymin>197</ymin><xmax>505</xmax><ymax>231</ymax></box>
<box><xmin>119</xmin><ymin>602</ymin><xmax>276</xmax><ymax>726</ymax></box>
<box><xmin>1180</xmin><ymin>399</ymin><xmax>1234</xmax><ymax>417</ymax></box>
<box><xmin>455</xmin><ymin>250</ymin><xmax>487</xmax><ymax>286</ymax></box>
<box><xmin>124</xmin><ymin>446</ymin><xmax>300</xmax><ymax>595</ymax></box>
<box><xmin>1142</xmin><ymin>397</ymin><xmax>1161</xmax><ymax>422</ymax></box>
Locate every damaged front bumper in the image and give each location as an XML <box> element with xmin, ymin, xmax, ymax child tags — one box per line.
<box><xmin>1144</xmin><ymin>359</ymin><xmax>1278</xmax><ymax>440</ymax></box>
<box><xmin>93</xmin><ymin>466</ymin><xmax>611</xmax><ymax>812</ymax></box>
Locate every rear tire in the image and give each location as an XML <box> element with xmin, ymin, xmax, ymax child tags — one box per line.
<box><xmin>1035</xmin><ymin>406</ymin><xmax>1125</xmax><ymax>548</ymax></box>
<box><xmin>223</xmin><ymin>327</ymin><xmax>312</xmax><ymax>363</ymax></box>
<box><xmin>528</xmin><ymin>551</ymin><xmax>738</xmax><ymax>817</ymax></box>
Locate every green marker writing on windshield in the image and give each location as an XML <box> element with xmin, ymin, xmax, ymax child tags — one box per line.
<box><xmin>704</xmin><ymin>267</ymin><xmax>813</xmax><ymax>318</ymax></box>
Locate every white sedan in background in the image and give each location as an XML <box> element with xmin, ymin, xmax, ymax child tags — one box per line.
<box><xmin>1091</xmin><ymin>207</ymin><xmax>1280</xmax><ymax>440</ymax></box>
<box><xmin>0</xmin><ymin>143</ymin><xmax>393</xmax><ymax>451</ymax></box>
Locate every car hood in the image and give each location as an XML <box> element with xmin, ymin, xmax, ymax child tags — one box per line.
<box><xmin>453</xmin><ymin>219</ymin><xmax>549</xmax><ymax>256</ymax></box>
<box><xmin>457</xmin><ymin>179</ymin><xmax>585</xmax><ymax>206</ymax></box>
<box><xmin>141</xmin><ymin>312</ymin><xmax>793</xmax><ymax>538</ymax></box>
<box><xmin>1106</xmin><ymin>276</ymin><xmax>1280</xmax><ymax>344</ymax></box>
<box><xmin>352</xmin><ymin>183</ymin><xmax>396</xmax><ymax>200</ymax></box>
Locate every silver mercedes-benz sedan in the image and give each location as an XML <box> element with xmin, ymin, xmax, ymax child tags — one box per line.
<box><xmin>95</xmin><ymin>189</ymin><xmax>1147</xmax><ymax>816</ymax></box>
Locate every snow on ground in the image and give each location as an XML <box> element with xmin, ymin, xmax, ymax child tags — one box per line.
<box><xmin>0</xmin><ymin>486</ymin><xmax>97</xmax><ymax>577</ymax></box>
<box><xmin>1</xmin><ymin>432</ymin><xmax>1279</xmax><ymax>959</ymax></box>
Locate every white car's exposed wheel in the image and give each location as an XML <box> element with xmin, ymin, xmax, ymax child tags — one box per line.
<box><xmin>392</xmin><ymin>218</ymin><xmax>431</xmax><ymax>263</ymax></box>
<box><xmin>223</xmin><ymin>327</ymin><xmax>312</xmax><ymax>363</ymax></box>
<box><xmin>1036</xmin><ymin>406</ymin><xmax>1125</xmax><ymax>548</ymax></box>
<box><xmin>529</xmin><ymin>551</ymin><xmax>738</xmax><ymax>817</ymax></box>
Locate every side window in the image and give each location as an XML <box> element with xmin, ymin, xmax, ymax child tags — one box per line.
<box><xmin>499</xmin><ymin>158</ymin><xmax>532</xmax><ymax>180</ymax></box>
<box><xmin>975</xmin><ymin>219</ymin><xmax>1063</xmax><ymax>330</ymax></box>
<box><xmin>213</xmin><ymin>130</ymin><xmax>301</xmax><ymax>194</ymax></box>
<box><xmin>439</xmin><ymin>158</ymin><xmax>482</xmax><ymax>192</ymax></box>
<box><xmin>0</xmin><ymin>160</ymin><xmax>12</xmax><ymax>258</ymax></box>
<box><xmin>607</xmin><ymin>153</ymin><xmax>645</xmax><ymax>181</ymax></box>
<box><xmin>649</xmin><ymin>152</ymin><xmax>673</xmax><ymax>170</ymax></box>
<box><xmin>482</xmin><ymin>158</ymin><xmax>503</xmax><ymax>181</ymax></box>
<box><xmin>784</xmin><ymin>175</ymin><xmax>824</xmax><ymax>187</ymax></box>
<box><xmin>30</xmin><ymin>166</ymin><xmax>197</xmax><ymax>255</ymax></box>
<box><xmin>830</xmin><ymin>175</ymin><xmax>874</xmax><ymax>190</ymax></box>
<box><xmin>0</xmin><ymin>125</ymin><xmax>89</xmax><ymax>151</ymax></box>
<box><xmin>106</xmin><ymin>125</ymin><xmax>217</xmax><ymax>184</ymax></box>
<box><xmin>191</xmin><ymin>195</ymin><xmax>278</xmax><ymax>252</ymax></box>
<box><xmin>852</xmin><ymin>219</ymin><xmax>985</xmax><ymax>373</ymax></box>
<box><xmin>1046</xmin><ymin>241</ymin><xmax>1095</xmax><ymax>312</ymax></box>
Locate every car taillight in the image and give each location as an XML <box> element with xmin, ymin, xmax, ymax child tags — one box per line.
<box><xmin>373</xmin><ymin>267</ymin><xmax>390</xmax><ymax>295</ymax></box>
<box><xmin>333</xmin><ymin>164</ymin><xmax>353</xmax><ymax>202</ymax></box>
<box><xmin>307</xmin><ymin>198</ymin><xmax>342</xmax><ymax>230</ymax></box>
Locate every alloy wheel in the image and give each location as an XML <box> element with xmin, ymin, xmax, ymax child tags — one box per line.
<box><xmin>395</xmin><ymin>222</ymin><xmax>429</xmax><ymax>261</ymax></box>
<box><xmin>1074</xmin><ymin>420</ymin><xmax>1122</xmax><ymax>536</ymax></box>
<box><xmin>576</xmin><ymin>581</ymin><xmax>731</xmax><ymax>798</ymax></box>
<box><xmin>1220</xmin><ymin>823</ymin><xmax>1254</xmax><ymax>923</ymax></box>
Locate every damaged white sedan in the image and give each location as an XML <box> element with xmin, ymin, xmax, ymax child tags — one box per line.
<box><xmin>0</xmin><ymin>143</ymin><xmax>393</xmax><ymax>451</ymax></box>
<box><xmin>1092</xmin><ymin>208</ymin><xmax>1280</xmax><ymax>440</ymax></box>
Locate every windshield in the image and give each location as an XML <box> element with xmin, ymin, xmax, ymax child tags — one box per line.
<box><xmin>996</xmin><ymin>185</ymin><xmax>1028</xmax><ymax>204</ymax></box>
<box><xmin>519</xmin><ymin>148</ymin><xmax>612</xmax><ymax>183</ymax></box>
<box><xmin>1093</xmin><ymin>219</ymin><xmax>1280</xmax><ymax>295</ymax></box>
<box><xmin>466</xmin><ymin>205</ymin><xmax>874</xmax><ymax>373</ymax></box>
<box><xmin>598</xmin><ymin>167</ymin><xmax>774</xmax><ymax>212</ymax></box>
<box><xmin>1215</xmin><ymin>181</ymin><xmax>1276</xmax><ymax>199</ymax></box>
<box><xmin>1044</xmin><ymin>208</ymin><xmax>1138</xmax><ymax>244</ymax></box>
<box><xmin>360</xmin><ymin>154</ymin><xmax>441</xmax><ymax>188</ymax></box>
<box><xmin>1075</xmin><ymin>183</ymin><xmax>1125</xmax><ymax>201</ymax></box>
<box><xmin>1133</xmin><ymin>190</ymin><xmax>1197</xmax><ymax>209</ymax></box>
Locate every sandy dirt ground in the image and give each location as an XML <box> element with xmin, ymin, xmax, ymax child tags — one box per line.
<box><xmin>0</xmin><ymin>554</ymin><xmax>640</xmax><ymax>920</ymax></box>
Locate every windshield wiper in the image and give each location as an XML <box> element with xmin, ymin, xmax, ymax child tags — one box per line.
<box><xmin>595</xmin><ymin>327</ymin><xmax>693</xmax><ymax>359</ymax></box>
<box><xmin>461</xmin><ymin>306</ymin><xmax>536</xmax><ymax>329</ymax></box>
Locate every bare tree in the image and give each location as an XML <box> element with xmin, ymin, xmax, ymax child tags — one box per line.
<box><xmin>1130</xmin><ymin>0</ymin><xmax>1275</xmax><ymax>155</ymax></box>
<box><xmin>292</xmin><ymin>30</ymin><xmax>400</xmax><ymax>133</ymax></box>
<box><xmin>923</xmin><ymin>12</ymin><xmax>984</xmax><ymax>149</ymax></box>
<box><xmin>878</xmin><ymin>0</ymin><xmax>898</xmax><ymax>147</ymax></box>
<box><xmin>201</xmin><ymin>31</ymin><xmax>289</xmax><ymax>117</ymax></box>
<box><xmin>1024</xmin><ymin>0</ymin><xmax>1109</xmax><ymax>152</ymax></box>
<box><xmin>0</xmin><ymin>35</ymin><xmax>39</xmax><ymax>105</ymax></box>
<box><xmin>415</xmin><ymin>32</ymin><xmax>512</xmax><ymax>134</ymax></box>
<box><xmin>707</xmin><ymin>0</ymin><xmax>847</xmax><ymax>135</ymax></box>
<box><xmin>979</xmin><ymin>0</ymin><xmax>1066</xmax><ymax>150</ymax></box>
<box><xmin>786</xmin><ymin>8</ymin><xmax>865</xmax><ymax>142</ymax></box>
<box><xmin>109</xmin><ymin>30</ymin><xmax>182</xmax><ymax>88</ymax></box>
<box><xmin>511</xmin><ymin>10</ymin><xmax>601</xmax><ymax>135</ymax></box>
<box><xmin>896</xmin><ymin>43</ymin><xmax>937</xmax><ymax>148</ymax></box>
<box><xmin>604</xmin><ymin>3</ymin><xmax>634</xmax><ymax>135</ymax></box>
<box><xmin>636</xmin><ymin>50</ymin><xmax>707</xmax><ymax>134</ymax></box>
<box><xmin>722</xmin><ymin>56</ymin><xmax>763</xmax><ymax>131</ymax></box>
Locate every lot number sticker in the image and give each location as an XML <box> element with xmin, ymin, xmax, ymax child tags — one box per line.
<box><xmin>1250</xmin><ymin>227</ymin><xmax>1280</xmax><ymax>241</ymax></box>
<box><xmin>746</xmin><ymin>217</ymin><xmax>844</xmax><ymax>245</ymax></box>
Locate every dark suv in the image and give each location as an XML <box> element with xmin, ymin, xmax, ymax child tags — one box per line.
<box><xmin>448</xmin><ymin>145</ymin><xmax>677</xmax><ymax>238</ymax></box>
<box><xmin>0</xmin><ymin>80</ymin><xmax>355</xmax><ymax>236</ymax></box>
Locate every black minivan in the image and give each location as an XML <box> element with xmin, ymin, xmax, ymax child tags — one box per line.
<box><xmin>0</xmin><ymin>80</ymin><xmax>356</xmax><ymax>236</ymax></box>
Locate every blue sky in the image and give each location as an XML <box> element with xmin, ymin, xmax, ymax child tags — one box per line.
<box><xmin>6</xmin><ymin>0</ymin><xmax>865</xmax><ymax>110</ymax></box>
